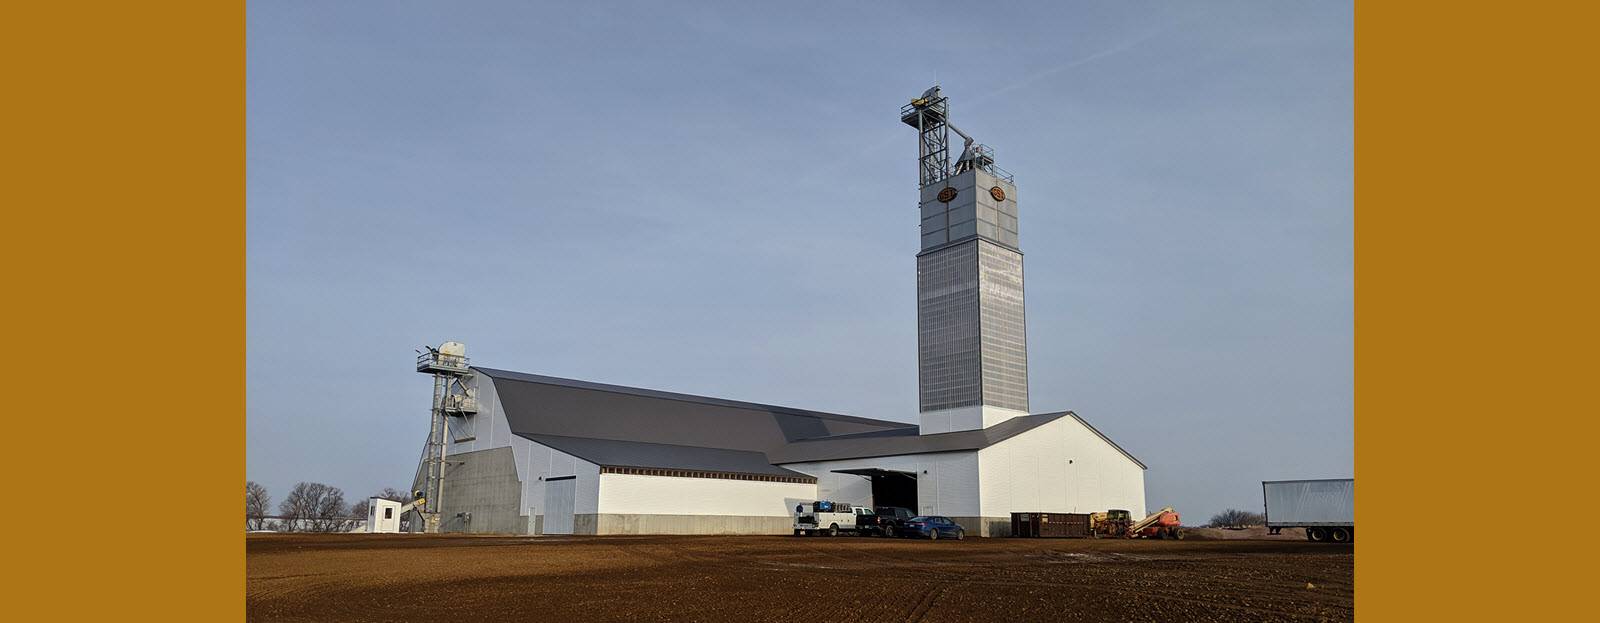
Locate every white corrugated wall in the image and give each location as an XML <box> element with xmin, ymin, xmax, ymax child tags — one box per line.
<box><xmin>977</xmin><ymin>416</ymin><xmax>1146</xmax><ymax>519</ymax></box>
<box><xmin>779</xmin><ymin>452</ymin><xmax>981</xmax><ymax>517</ymax></box>
<box><xmin>596</xmin><ymin>474</ymin><xmax>816</xmax><ymax>517</ymax></box>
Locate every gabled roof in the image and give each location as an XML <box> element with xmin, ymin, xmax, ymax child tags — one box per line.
<box><xmin>472</xmin><ymin>367</ymin><xmax>1143</xmax><ymax>471</ymax></box>
<box><xmin>768</xmin><ymin>411</ymin><xmax>1147</xmax><ymax>469</ymax></box>
<box><xmin>520</xmin><ymin>434</ymin><xmax>810</xmax><ymax>479</ymax></box>
<box><xmin>768</xmin><ymin>412</ymin><xmax>1070</xmax><ymax>464</ymax></box>
<box><xmin>475</xmin><ymin>367</ymin><xmax>913</xmax><ymax>453</ymax></box>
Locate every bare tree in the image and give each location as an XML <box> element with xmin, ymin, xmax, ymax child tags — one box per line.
<box><xmin>1208</xmin><ymin>508</ymin><xmax>1267</xmax><ymax>528</ymax></box>
<box><xmin>278</xmin><ymin>482</ymin><xmax>351</xmax><ymax>533</ymax></box>
<box><xmin>375</xmin><ymin>487</ymin><xmax>413</xmax><ymax>504</ymax></box>
<box><xmin>246</xmin><ymin>481</ymin><xmax>272</xmax><ymax>531</ymax></box>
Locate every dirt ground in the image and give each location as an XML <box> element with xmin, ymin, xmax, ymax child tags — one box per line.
<box><xmin>247</xmin><ymin>533</ymin><xmax>1352</xmax><ymax>622</ymax></box>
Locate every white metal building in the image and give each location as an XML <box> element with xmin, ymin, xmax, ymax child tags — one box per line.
<box><xmin>407</xmin><ymin>88</ymin><xmax>1146</xmax><ymax>536</ymax></box>
<box><xmin>408</xmin><ymin>366</ymin><xmax>1144</xmax><ymax>537</ymax></box>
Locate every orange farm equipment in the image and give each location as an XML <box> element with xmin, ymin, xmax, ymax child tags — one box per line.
<box><xmin>1129</xmin><ymin>507</ymin><xmax>1183</xmax><ymax>539</ymax></box>
<box><xmin>1094</xmin><ymin>507</ymin><xmax>1184</xmax><ymax>539</ymax></box>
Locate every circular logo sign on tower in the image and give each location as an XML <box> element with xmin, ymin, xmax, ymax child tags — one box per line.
<box><xmin>937</xmin><ymin>187</ymin><xmax>959</xmax><ymax>203</ymax></box>
<box><xmin>989</xmin><ymin>186</ymin><xmax>1006</xmax><ymax>202</ymax></box>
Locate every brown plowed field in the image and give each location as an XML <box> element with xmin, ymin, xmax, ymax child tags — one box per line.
<box><xmin>247</xmin><ymin>534</ymin><xmax>1352</xmax><ymax>622</ymax></box>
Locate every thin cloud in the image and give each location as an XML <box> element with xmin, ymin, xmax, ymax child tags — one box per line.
<box><xmin>801</xmin><ymin>24</ymin><xmax>1177</xmax><ymax>185</ymax></box>
<box><xmin>972</xmin><ymin>24</ymin><xmax>1176</xmax><ymax>108</ymax></box>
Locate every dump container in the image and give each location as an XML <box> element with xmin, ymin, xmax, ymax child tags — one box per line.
<box><xmin>1011</xmin><ymin>512</ymin><xmax>1036</xmax><ymax>537</ymax></box>
<box><xmin>1010</xmin><ymin>512</ymin><xmax>1092</xmax><ymax>538</ymax></box>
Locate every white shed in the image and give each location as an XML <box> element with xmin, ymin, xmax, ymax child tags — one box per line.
<box><xmin>365</xmin><ymin>498</ymin><xmax>404</xmax><ymax>533</ymax></box>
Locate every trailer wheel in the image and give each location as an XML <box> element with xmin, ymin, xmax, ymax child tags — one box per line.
<box><xmin>828</xmin><ymin>524</ymin><xmax>839</xmax><ymax>537</ymax></box>
<box><xmin>1172</xmin><ymin>527</ymin><xmax>1185</xmax><ymax>540</ymax></box>
<box><xmin>1330</xmin><ymin>527</ymin><xmax>1351</xmax><ymax>543</ymax></box>
<box><xmin>1307</xmin><ymin>527</ymin><xmax>1328</xmax><ymax>542</ymax></box>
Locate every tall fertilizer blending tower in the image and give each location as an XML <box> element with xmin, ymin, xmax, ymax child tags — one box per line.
<box><xmin>902</xmin><ymin>87</ymin><xmax>1028</xmax><ymax>434</ymax></box>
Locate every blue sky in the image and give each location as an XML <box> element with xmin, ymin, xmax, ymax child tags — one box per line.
<box><xmin>248</xmin><ymin>0</ymin><xmax>1351</xmax><ymax>523</ymax></box>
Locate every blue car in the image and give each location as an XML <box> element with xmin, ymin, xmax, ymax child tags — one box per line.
<box><xmin>902</xmin><ymin>516</ymin><xmax>965</xmax><ymax>540</ymax></box>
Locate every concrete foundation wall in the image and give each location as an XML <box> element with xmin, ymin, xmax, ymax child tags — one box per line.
<box><xmin>436</xmin><ymin>446</ymin><xmax>526</xmax><ymax>534</ymax></box>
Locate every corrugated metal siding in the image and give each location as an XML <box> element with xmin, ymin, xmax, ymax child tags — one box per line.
<box><xmin>433</xmin><ymin>447</ymin><xmax>523</xmax><ymax>534</ymax></box>
<box><xmin>596</xmin><ymin>473</ymin><xmax>815</xmax><ymax>517</ymax></box>
<box><xmin>524</xmin><ymin>435</ymin><xmax>811</xmax><ymax>477</ymax></box>
<box><xmin>543</xmin><ymin>478</ymin><xmax>576</xmax><ymax>534</ymax></box>
<box><xmin>978</xmin><ymin>416</ymin><xmax>1145</xmax><ymax>519</ymax></box>
<box><xmin>782</xmin><ymin>451</ymin><xmax>981</xmax><ymax>517</ymax></box>
<box><xmin>1264</xmin><ymin>479</ymin><xmax>1353</xmax><ymax>525</ymax></box>
<box><xmin>436</xmin><ymin>378</ymin><xmax>603</xmax><ymax>531</ymax></box>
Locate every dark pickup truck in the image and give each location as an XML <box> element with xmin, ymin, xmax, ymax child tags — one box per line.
<box><xmin>857</xmin><ymin>506</ymin><xmax>915</xmax><ymax>537</ymax></box>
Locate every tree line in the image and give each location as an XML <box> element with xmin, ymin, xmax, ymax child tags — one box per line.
<box><xmin>246</xmin><ymin>481</ymin><xmax>412</xmax><ymax>532</ymax></box>
<box><xmin>1207</xmin><ymin>508</ymin><xmax>1267</xmax><ymax>528</ymax></box>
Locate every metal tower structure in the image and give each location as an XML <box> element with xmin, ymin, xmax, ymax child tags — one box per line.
<box><xmin>901</xmin><ymin>86</ymin><xmax>951</xmax><ymax>187</ymax></box>
<box><xmin>903</xmin><ymin>87</ymin><xmax>1028</xmax><ymax>434</ymax></box>
<box><xmin>415</xmin><ymin>341</ymin><xmax>477</xmax><ymax>533</ymax></box>
<box><xmin>901</xmin><ymin>86</ymin><xmax>1011</xmax><ymax>186</ymax></box>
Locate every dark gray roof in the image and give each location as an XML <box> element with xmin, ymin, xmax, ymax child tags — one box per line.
<box><xmin>476</xmin><ymin>367</ymin><xmax>913</xmax><ymax>453</ymax></box>
<box><xmin>768</xmin><ymin>412</ymin><xmax>1066</xmax><ymax>463</ymax></box>
<box><xmin>520</xmin><ymin>434</ymin><xmax>810</xmax><ymax>478</ymax></box>
<box><xmin>769</xmin><ymin>411</ymin><xmax>1147</xmax><ymax>469</ymax></box>
<box><xmin>473</xmin><ymin>367</ymin><xmax>1143</xmax><ymax>471</ymax></box>
<box><xmin>793</xmin><ymin>427</ymin><xmax>924</xmax><ymax>442</ymax></box>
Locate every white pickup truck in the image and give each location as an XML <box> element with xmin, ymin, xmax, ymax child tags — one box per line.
<box><xmin>793</xmin><ymin>501</ymin><xmax>874</xmax><ymax>536</ymax></box>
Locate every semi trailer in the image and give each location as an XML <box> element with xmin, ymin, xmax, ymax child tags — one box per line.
<box><xmin>1263</xmin><ymin>478</ymin><xmax>1354</xmax><ymax>543</ymax></box>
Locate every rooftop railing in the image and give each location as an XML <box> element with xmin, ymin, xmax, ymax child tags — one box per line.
<box><xmin>416</xmin><ymin>351</ymin><xmax>470</xmax><ymax>373</ymax></box>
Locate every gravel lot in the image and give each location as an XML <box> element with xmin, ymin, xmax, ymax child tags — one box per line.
<box><xmin>247</xmin><ymin>533</ymin><xmax>1352</xmax><ymax>622</ymax></box>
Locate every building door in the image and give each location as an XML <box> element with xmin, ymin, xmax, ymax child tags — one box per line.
<box><xmin>543</xmin><ymin>477</ymin><xmax>576</xmax><ymax>535</ymax></box>
<box><xmin>871</xmin><ymin>472</ymin><xmax>917</xmax><ymax>511</ymax></box>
